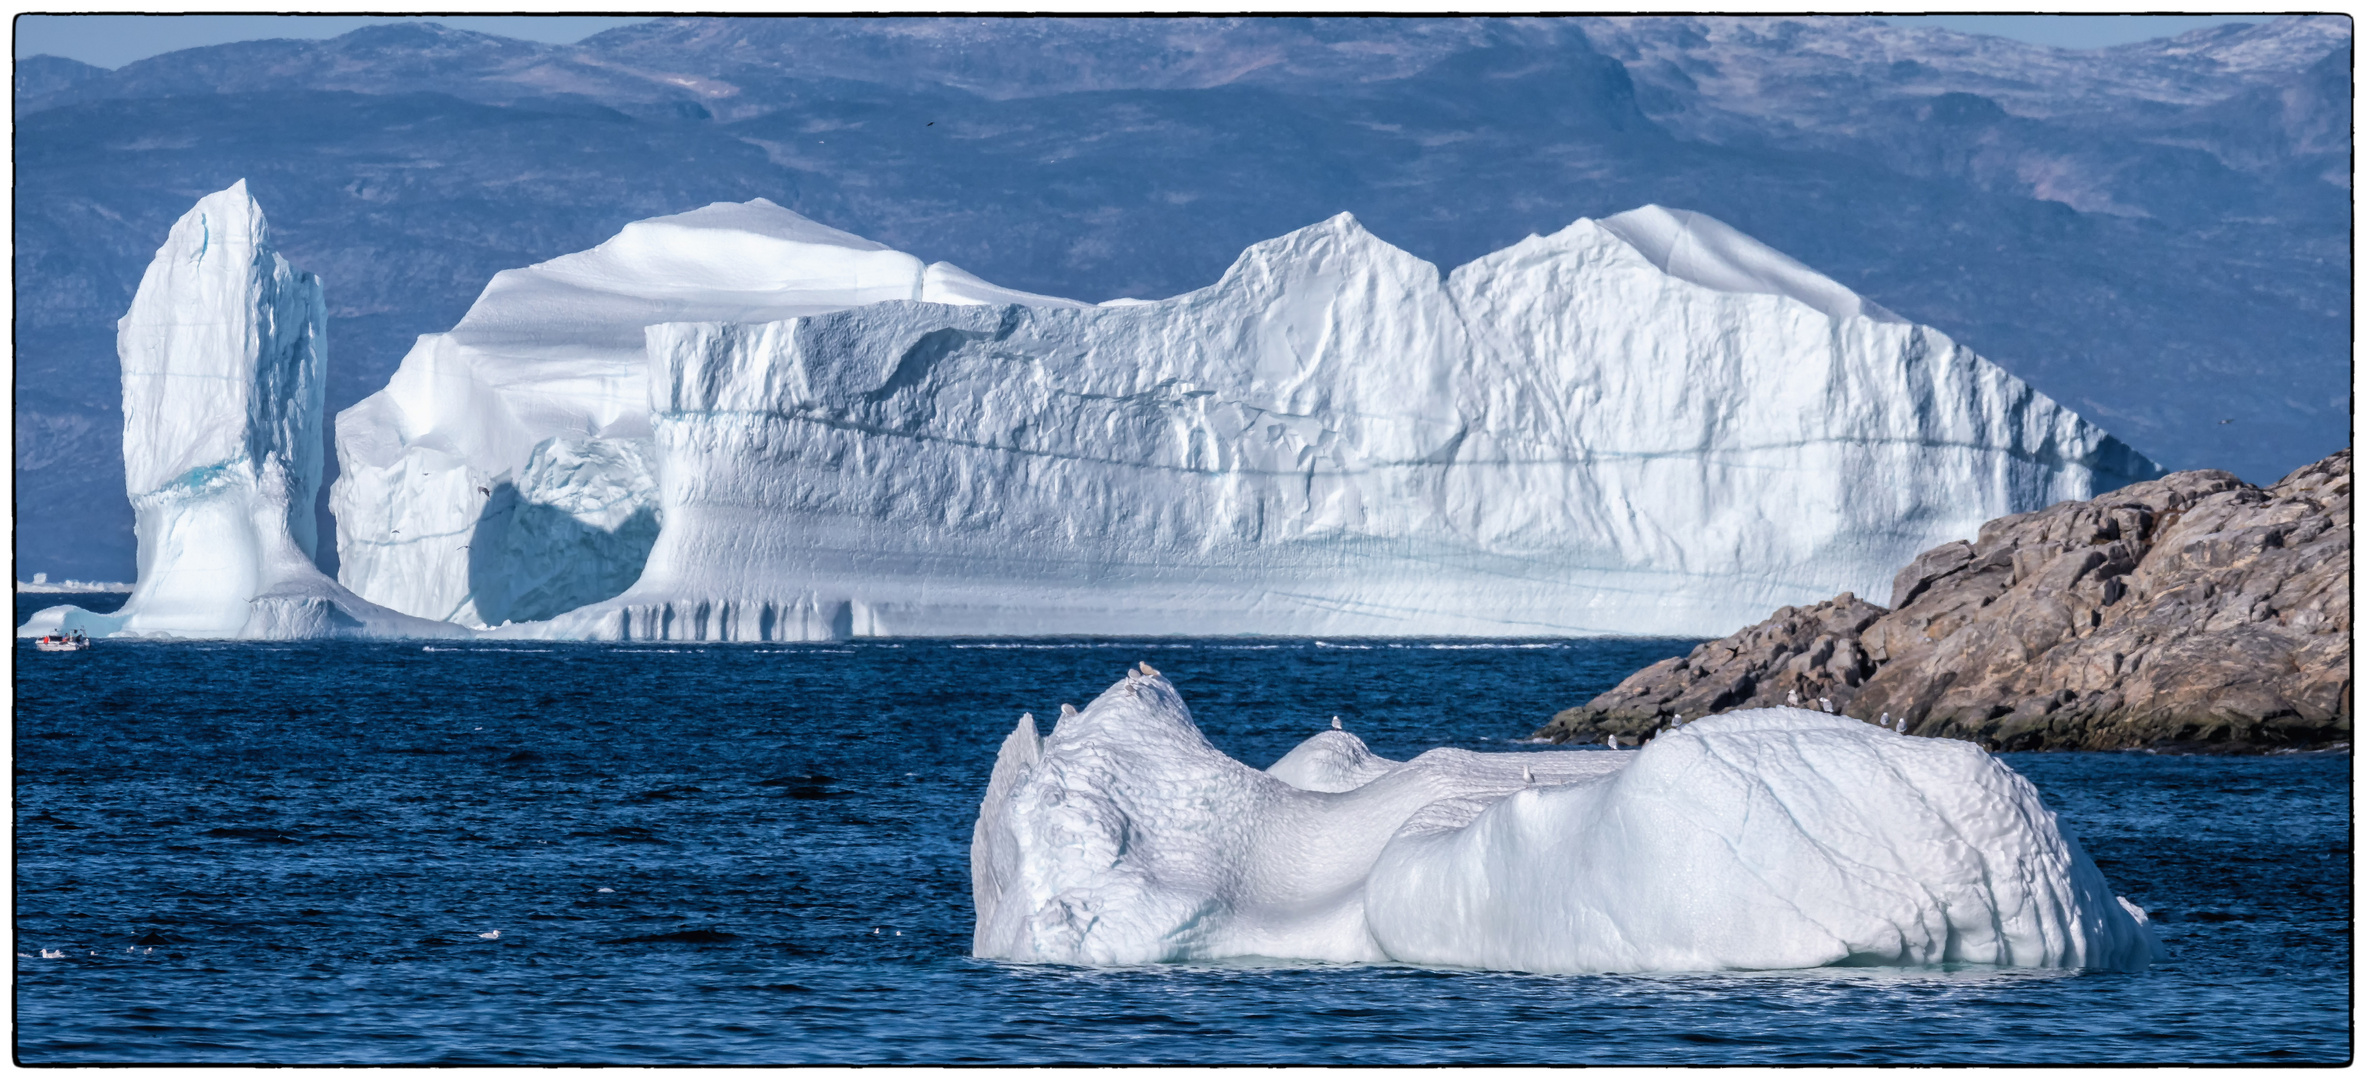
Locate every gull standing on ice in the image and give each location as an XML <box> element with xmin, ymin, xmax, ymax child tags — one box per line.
<box><xmin>1819</xmin><ymin>697</ymin><xmax>1833</xmax><ymax>714</ymax></box>
<box><xmin>1787</xmin><ymin>689</ymin><xmax>1800</xmax><ymax>707</ymax></box>
<box><xmin>1331</xmin><ymin>716</ymin><xmax>1342</xmax><ymax>730</ymax></box>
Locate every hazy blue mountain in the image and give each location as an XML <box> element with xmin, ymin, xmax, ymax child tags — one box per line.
<box><xmin>13</xmin><ymin>16</ymin><xmax>2349</xmax><ymax>581</ymax></box>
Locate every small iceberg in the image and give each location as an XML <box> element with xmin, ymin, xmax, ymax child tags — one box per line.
<box><xmin>971</xmin><ymin>665</ymin><xmax>2164</xmax><ymax>973</ymax></box>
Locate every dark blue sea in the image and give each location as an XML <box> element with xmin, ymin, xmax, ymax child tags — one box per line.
<box><xmin>13</xmin><ymin>594</ymin><xmax>2352</xmax><ymax>1064</ymax></box>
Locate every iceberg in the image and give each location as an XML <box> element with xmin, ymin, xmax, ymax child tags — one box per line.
<box><xmin>330</xmin><ymin>198</ymin><xmax>2159</xmax><ymax>639</ymax></box>
<box><xmin>18</xmin><ymin>182</ymin><xmax>462</xmax><ymax>640</ymax></box>
<box><xmin>971</xmin><ymin>666</ymin><xmax>2165</xmax><ymax>973</ymax></box>
<box><xmin>331</xmin><ymin>198</ymin><xmax>1080</xmax><ymax>629</ymax></box>
<box><xmin>498</xmin><ymin>202</ymin><xmax>2152</xmax><ymax>639</ymax></box>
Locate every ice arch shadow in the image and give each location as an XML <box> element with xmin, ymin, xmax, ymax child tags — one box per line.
<box><xmin>465</xmin><ymin>481</ymin><xmax>661</xmax><ymax>626</ymax></box>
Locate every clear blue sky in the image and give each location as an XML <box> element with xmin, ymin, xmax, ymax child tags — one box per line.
<box><xmin>14</xmin><ymin>13</ymin><xmax>2281</xmax><ymax>70</ymax></box>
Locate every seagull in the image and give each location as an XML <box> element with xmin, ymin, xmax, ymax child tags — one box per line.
<box><xmin>1606</xmin><ymin>734</ymin><xmax>1619</xmax><ymax>750</ymax></box>
<box><xmin>1787</xmin><ymin>689</ymin><xmax>1800</xmax><ymax>707</ymax></box>
<box><xmin>1673</xmin><ymin>713</ymin><xmax>1684</xmax><ymax>726</ymax></box>
<box><xmin>1060</xmin><ymin>704</ymin><xmax>1078</xmax><ymax>719</ymax></box>
<box><xmin>1880</xmin><ymin>712</ymin><xmax>1892</xmax><ymax>728</ymax></box>
<box><xmin>1138</xmin><ymin>661</ymin><xmax>1160</xmax><ymax>677</ymax></box>
<box><xmin>1522</xmin><ymin>765</ymin><xmax>1535</xmax><ymax>785</ymax></box>
<box><xmin>1819</xmin><ymin>697</ymin><xmax>1833</xmax><ymax>714</ymax></box>
<box><xmin>479</xmin><ymin>930</ymin><xmax>500</xmax><ymax>940</ymax></box>
<box><xmin>1331</xmin><ymin>716</ymin><xmax>1342</xmax><ymax>730</ymax></box>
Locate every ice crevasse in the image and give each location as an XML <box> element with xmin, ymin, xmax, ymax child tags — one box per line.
<box><xmin>18</xmin><ymin>181</ymin><xmax>461</xmax><ymax>640</ymax></box>
<box><xmin>334</xmin><ymin>198</ymin><xmax>2162</xmax><ymax>640</ymax></box>
<box><xmin>971</xmin><ymin>667</ymin><xmax>2166</xmax><ymax>973</ymax></box>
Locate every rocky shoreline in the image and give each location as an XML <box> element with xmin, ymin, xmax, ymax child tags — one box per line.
<box><xmin>1539</xmin><ymin>450</ymin><xmax>2352</xmax><ymax>753</ymax></box>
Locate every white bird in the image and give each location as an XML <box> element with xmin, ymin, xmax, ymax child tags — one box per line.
<box><xmin>1138</xmin><ymin>661</ymin><xmax>1160</xmax><ymax>677</ymax></box>
<box><xmin>1880</xmin><ymin>712</ymin><xmax>1892</xmax><ymax>728</ymax></box>
<box><xmin>1331</xmin><ymin>716</ymin><xmax>1342</xmax><ymax>730</ymax></box>
<box><xmin>1606</xmin><ymin>734</ymin><xmax>1619</xmax><ymax>749</ymax></box>
<box><xmin>597</xmin><ymin>887</ymin><xmax>614</xmax><ymax>894</ymax></box>
<box><xmin>1673</xmin><ymin>713</ymin><xmax>1683</xmax><ymax>726</ymax></box>
<box><xmin>40</xmin><ymin>949</ymin><xmax>63</xmax><ymax>959</ymax></box>
<box><xmin>1787</xmin><ymin>689</ymin><xmax>1800</xmax><ymax>707</ymax></box>
<box><xmin>479</xmin><ymin>930</ymin><xmax>500</xmax><ymax>940</ymax></box>
<box><xmin>1060</xmin><ymin>703</ymin><xmax>1078</xmax><ymax>719</ymax></box>
<box><xmin>1819</xmin><ymin>697</ymin><xmax>1833</xmax><ymax>714</ymax></box>
<box><xmin>1522</xmin><ymin>765</ymin><xmax>1535</xmax><ymax>785</ymax></box>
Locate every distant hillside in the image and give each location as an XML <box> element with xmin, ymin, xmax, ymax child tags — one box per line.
<box><xmin>13</xmin><ymin>15</ymin><xmax>2350</xmax><ymax>580</ymax></box>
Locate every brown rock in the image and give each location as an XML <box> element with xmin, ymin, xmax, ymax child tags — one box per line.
<box><xmin>1540</xmin><ymin>450</ymin><xmax>2352</xmax><ymax>753</ymax></box>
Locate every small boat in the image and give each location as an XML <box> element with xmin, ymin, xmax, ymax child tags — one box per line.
<box><xmin>32</xmin><ymin>632</ymin><xmax>90</xmax><ymax>652</ymax></box>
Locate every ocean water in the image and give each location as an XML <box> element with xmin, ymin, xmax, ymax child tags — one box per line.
<box><xmin>13</xmin><ymin>599</ymin><xmax>2352</xmax><ymax>1064</ymax></box>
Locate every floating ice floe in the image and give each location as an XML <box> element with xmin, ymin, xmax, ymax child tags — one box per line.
<box><xmin>971</xmin><ymin>666</ymin><xmax>2164</xmax><ymax>973</ymax></box>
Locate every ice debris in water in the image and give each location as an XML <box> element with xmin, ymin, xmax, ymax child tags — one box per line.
<box><xmin>971</xmin><ymin>667</ymin><xmax>2166</xmax><ymax>974</ymax></box>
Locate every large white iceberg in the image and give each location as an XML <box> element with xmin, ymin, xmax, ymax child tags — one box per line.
<box><xmin>331</xmin><ymin>199</ymin><xmax>1079</xmax><ymax>628</ymax></box>
<box><xmin>971</xmin><ymin>666</ymin><xmax>2165</xmax><ymax>973</ymax></box>
<box><xmin>17</xmin><ymin>182</ymin><xmax>462</xmax><ymax>640</ymax></box>
<box><xmin>335</xmin><ymin>199</ymin><xmax>2159</xmax><ymax>639</ymax></box>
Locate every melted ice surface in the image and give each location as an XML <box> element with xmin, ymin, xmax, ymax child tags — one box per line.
<box><xmin>972</xmin><ymin>669</ymin><xmax>2164</xmax><ymax>973</ymax></box>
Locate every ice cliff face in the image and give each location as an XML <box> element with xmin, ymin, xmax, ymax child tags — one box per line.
<box><xmin>430</xmin><ymin>200</ymin><xmax>2154</xmax><ymax>640</ymax></box>
<box><xmin>18</xmin><ymin>182</ymin><xmax>460</xmax><ymax>640</ymax></box>
<box><xmin>972</xmin><ymin>666</ymin><xmax>2164</xmax><ymax>971</ymax></box>
<box><xmin>331</xmin><ymin>198</ymin><xmax>2157</xmax><ymax>639</ymax></box>
<box><xmin>332</xmin><ymin>198</ymin><xmax>1078</xmax><ymax>627</ymax></box>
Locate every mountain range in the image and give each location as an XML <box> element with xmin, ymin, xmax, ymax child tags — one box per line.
<box><xmin>13</xmin><ymin>15</ymin><xmax>2351</xmax><ymax>581</ymax></box>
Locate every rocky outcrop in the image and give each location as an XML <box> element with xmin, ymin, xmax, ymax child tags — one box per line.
<box><xmin>1541</xmin><ymin>450</ymin><xmax>2352</xmax><ymax>752</ymax></box>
